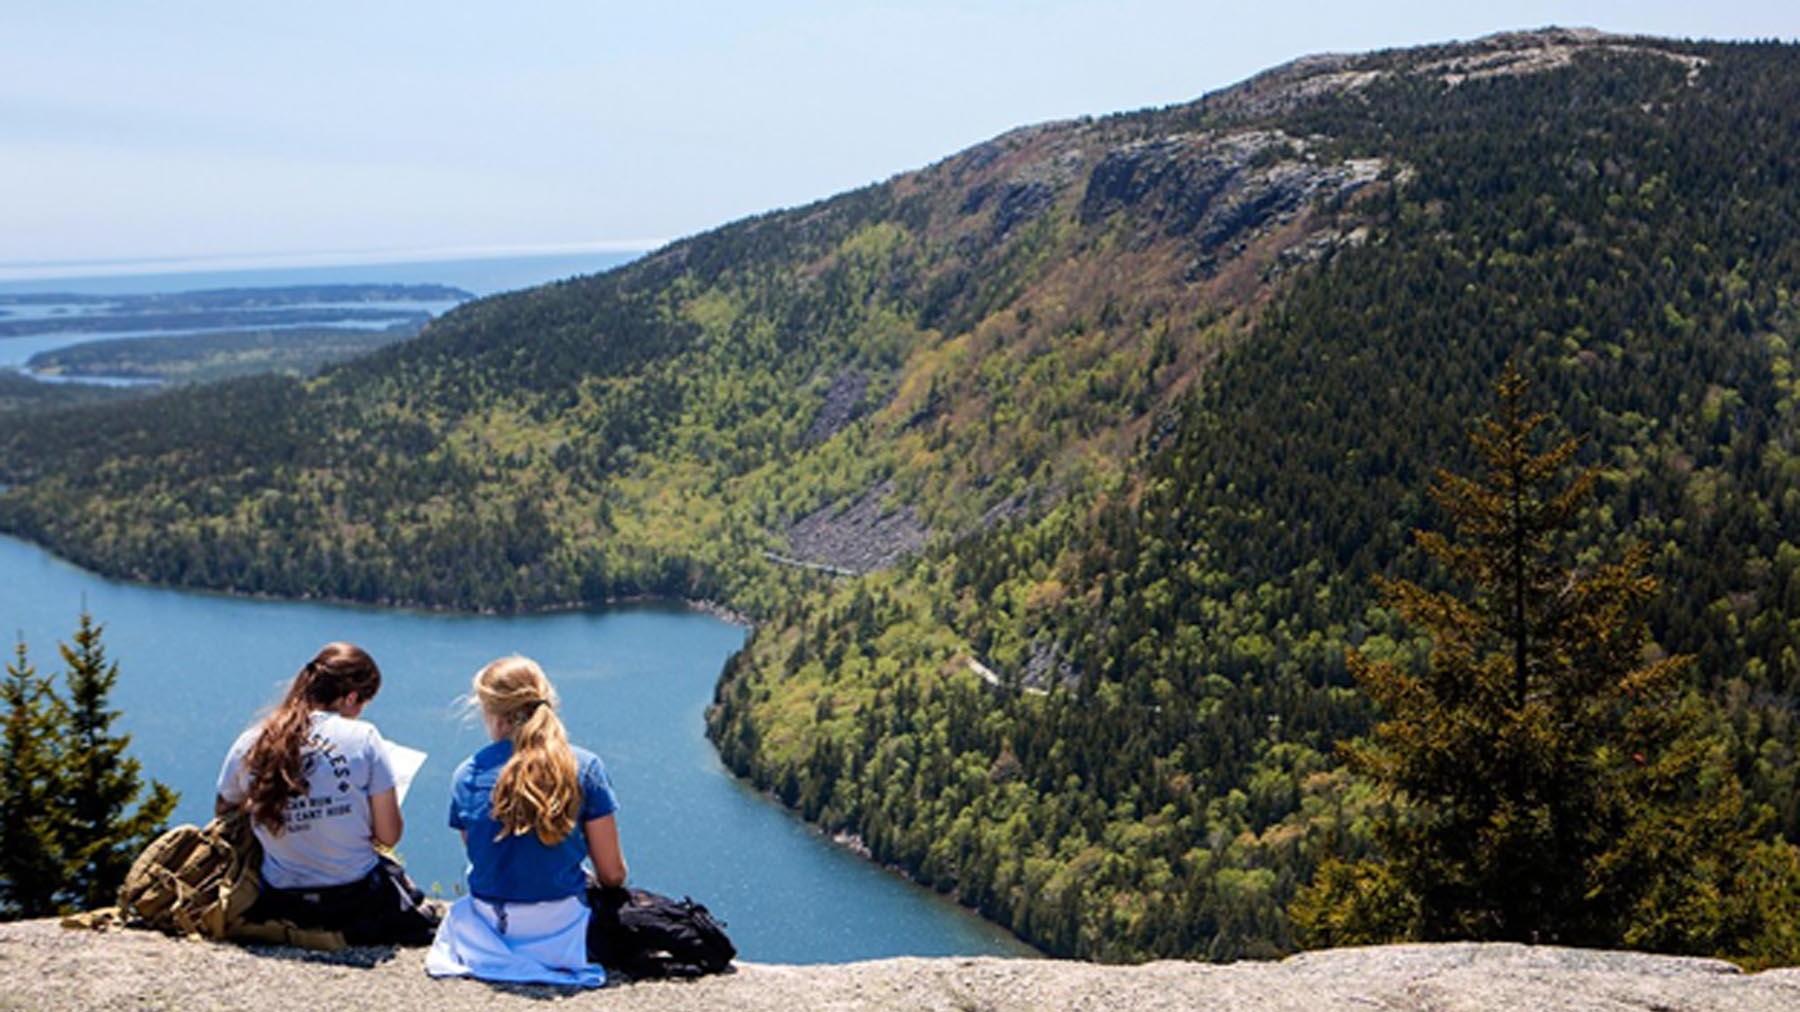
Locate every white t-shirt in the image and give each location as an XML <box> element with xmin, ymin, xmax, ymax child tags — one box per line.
<box><xmin>217</xmin><ymin>711</ymin><xmax>397</xmax><ymax>889</ymax></box>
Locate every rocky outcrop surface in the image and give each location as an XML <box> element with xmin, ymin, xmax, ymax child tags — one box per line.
<box><xmin>1419</xmin><ymin>28</ymin><xmax>1708</xmax><ymax>86</ymax></box>
<box><xmin>801</xmin><ymin>369</ymin><xmax>871</xmax><ymax>446</ymax></box>
<box><xmin>4</xmin><ymin>921</ymin><xmax>1799</xmax><ymax>1011</ymax></box>
<box><xmin>1079</xmin><ymin>130</ymin><xmax>1382</xmax><ymax>276</ymax></box>
<box><xmin>784</xmin><ymin>481</ymin><xmax>928</xmax><ymax>574</ymax></box>
<box><xmin>1197</xmin><ymin>27</ymin><xmax>1706</xmax><ymax>124</ymax></box>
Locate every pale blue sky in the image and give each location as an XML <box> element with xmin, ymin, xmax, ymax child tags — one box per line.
<box><xmin>3</xmin><ymin>2</ymin><xmax>1795</xmax><ymax>271</ymax></box>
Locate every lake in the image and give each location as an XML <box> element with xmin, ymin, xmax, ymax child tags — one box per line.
<box><xmin>0</xmin><ymin>534</ymin><xmax>1036</xmax><ymax>962</ymax></box>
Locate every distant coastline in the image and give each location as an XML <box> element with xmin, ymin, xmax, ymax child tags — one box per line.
<box><xmin>0</xmin><ymin>241</ymin><xmax>659</xmax><ymax>285</ymax></box>
<box><xmin>0</xmin><ymin>248</ymin><xmax>646</xmax><ymax>301</ymax></box>
<box><xmin>0</xmin><ymin>253</ymin><xmax>647</xmax><ymax>388</ymax></box>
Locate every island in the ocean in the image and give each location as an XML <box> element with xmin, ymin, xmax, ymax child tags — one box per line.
<box><xmin>24</xmin><ymin>322</ymin><xmax>428</xmax><ymax>385</ymax></box>
<box><xmin>0</xmin><ymin>283</ymin><xmax>471</xmax><ymax>338</ymax></box>
<box><xmin>0</xmin><ymin>282</ymin><xmax>473</xmax><ymax>391</ymax></box>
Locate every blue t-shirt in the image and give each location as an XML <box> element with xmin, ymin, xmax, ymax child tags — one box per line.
<box><xmin>448</xmin><ymin>740</ymin><xmax>619</xmax><ymax>903</ymax></box>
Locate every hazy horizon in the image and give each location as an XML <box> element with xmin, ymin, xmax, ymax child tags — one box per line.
<box><xmin>0</xmin><ymin>240</ymin><xmax>654</xmax><ymax>284</ymax></box>
<box><xmin>6</xmin><ymin>3</ymin><xmax>1797</xmax><ymax>269</ymax></box>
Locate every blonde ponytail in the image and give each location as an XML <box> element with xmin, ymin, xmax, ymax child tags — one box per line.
<box><xmin>473</xmin><ymin>656</ymin><xmax>582</xmax><ymax>845</ymax></box>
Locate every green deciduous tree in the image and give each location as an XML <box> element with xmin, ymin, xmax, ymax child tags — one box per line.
<box><xmin>1292</xmin><ymin>368</ymin><xmax>1800</xmax><ymax>962</ymax></box>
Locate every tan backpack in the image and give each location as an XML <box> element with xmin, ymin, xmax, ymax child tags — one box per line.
<box><xmin>111</xmin><ymin>810</ymin><xmax>345</xmax><ymax>950</ymax></box>
<box><xmin>116</xmin><ymin>812</ymin><xmax>256</xmax><ymax>938</ymax></box>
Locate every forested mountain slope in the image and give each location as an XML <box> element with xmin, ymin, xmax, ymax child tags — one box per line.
<box><xmin>6</xmin><ymin>28</ymin><xmax>1800</xmax><ymax>962</ymax></box>
<box><xmin>0</xmin><ymin>49</ymin><xmax>1386</xmax><ymax>611</ymax></box>
<box><xmin>708</xmin><ymin>32</ymin><xmax>1800</xmax><ymax>959</ymax></box>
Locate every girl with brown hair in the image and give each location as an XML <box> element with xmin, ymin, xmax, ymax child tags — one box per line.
<box><xmin>215</xmin><ymin>642</ymin><xmax>438</xmax><ymax>944</ymax></box>
<box><xmin>426</xmin><ymin>655</ymin><xmax>627</xmax><ymax>987</ymax></box>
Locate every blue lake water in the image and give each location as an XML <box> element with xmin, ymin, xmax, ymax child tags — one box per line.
<box><xmin>0</xmin><ymin>534</ymin><xmax>1035</xmax><ymax>962</ymax></box>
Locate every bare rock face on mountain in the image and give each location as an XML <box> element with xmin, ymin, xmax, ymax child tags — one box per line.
<box><xmin>801</xmin><ymin>369</ymin><xmax>870</xmax><ymax>446</ymax></box>
<box><xmin>1079</xmin><ymin>129</ymin><xmax>1382</xmax><ymax>275</ymax></box>
<box><xmin>4</xmin><ymin>921</ymin><xmax>1799</xmax><ymax>1011</ymax></box>
<box><xmin>783</xmin><ymin>480</ymin><xmax>927</xmax><ymax>574</ymax></box>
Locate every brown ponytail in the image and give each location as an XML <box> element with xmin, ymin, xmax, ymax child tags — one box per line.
<box><xmin>473</xmin><ymin>656</ymin><xmax>581</xmax><ymax>846</ymax></box>
<box><xmin>244</xmin><ymin>642</ymin><xmax>382</xmax><ymax>833</ymax></box>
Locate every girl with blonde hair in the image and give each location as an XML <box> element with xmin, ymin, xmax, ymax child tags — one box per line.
<box><xmin>427</xmin><ymin>655</ymin><xmax>627</xmax><ymax>987</ymax></box>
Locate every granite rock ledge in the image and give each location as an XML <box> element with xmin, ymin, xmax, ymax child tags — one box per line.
<box><xmin>5</xmin><ymin>920</ymin><xmax>1800</xmax><ymax>1011</ymax></box>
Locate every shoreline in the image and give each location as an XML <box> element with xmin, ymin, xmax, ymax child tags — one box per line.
<box><xmin>0</xmin><ymin>529</ymin><xmax>756</xmax><ymax>628</ymax></box>
<box><xmin>725</xmin><ymin>773</ymin><xmax>1042</xmax><ymax>957</ymax></box>
<box><xmin>1</xmin><ymin>530</ymin><xmax>1052</xmax><ymax>966</ymax></box>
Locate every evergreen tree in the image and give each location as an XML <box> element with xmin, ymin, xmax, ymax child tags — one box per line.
<box><xmin>58</xmin><ymin>613</ymin><xmax>177</xmax><ymax>911</ymax></box>
<box><xmin>0</xmin><ymin>641</ymin><xmax>68</xmax><ymax>918</ymax></box>
<box><xmin>1291</xmin><ymin>368</ymin><xmax>1800</xmax><ymax>959</ymax></box>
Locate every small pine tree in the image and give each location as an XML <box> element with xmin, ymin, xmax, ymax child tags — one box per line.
<box><xmin>0</xmin><ymin>641</ymin><xmax>69</xmax><ymax>918</ymax></box>
<box><xmin>58</xmin><ymin>612</ymin><xmax>177</xmax><ymax>911</ymax></box>
<box><xmin>1291</xmin><ymin>367</ymin><xmax>1800</xmax><ymax>960</ymax></box>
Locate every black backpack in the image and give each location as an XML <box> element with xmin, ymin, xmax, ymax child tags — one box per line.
<box><xmin>587</xmin><ymin>885</ymin><xmax>736</xmax><ymax>980</ymax></box>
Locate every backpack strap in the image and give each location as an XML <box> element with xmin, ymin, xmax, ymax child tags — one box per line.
<box><xmin>228</xmin><ymin>917</ymin><xmax>349</xmax><ymax>951</ymax></box>
<box><xmin>59</xmin><ymin>907</ymin><xmax>125</xmax><ymax>932</ymax></box>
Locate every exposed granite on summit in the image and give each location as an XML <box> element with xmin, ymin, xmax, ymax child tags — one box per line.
<box><xmin>5</xmin><ymin>921</ymin><xmax>1800</xmax><ymax>1011</ymax></box>
<box><xmin>1192</xmin><ymin>27</ymin><xmax>1707</xmax><ymax>123</ymax></box>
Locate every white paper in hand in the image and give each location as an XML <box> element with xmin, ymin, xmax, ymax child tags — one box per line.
<box><xmin>384</xmin><ymin>741</ymin><xmax>429</xmax><ymax>807</ymax></box>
